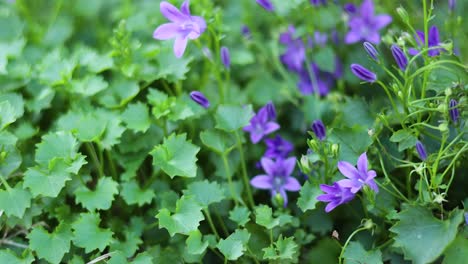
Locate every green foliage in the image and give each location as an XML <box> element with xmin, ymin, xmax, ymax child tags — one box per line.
<box><xmin>150</xmin><ymin>133</ymin><xmax>200</xmax><ymax>178</ymax></box>
<box><xmin>329</xmin><ymin>127</ymin><xmax>373</xmax><ymax>162</ymax></box>
<box><xmin>297</xmin><ymin>181</ymin><xmax>322</xmax><ymax>212</ymax></box>
<box><xmin>122</xmin><ymin>102</ymin><xmax>151</xmax><ymax>133</ymax></box>
<box><xmin>156</xmin><ymin>195</ymin><xmax>205</xmax><ymax>236</ymax></box>
<box><xmin>23</xmin><ymin>159</ymin><xmax>73</xmax><ymax>197</ymax></box>
<box><xmin>229</xmin><ymin>206</ymin><xmax>251</xmax><ymax>227</ymax></box>
<box><xmin>183</xmin><ymin>180</ymin><xmax>225</xmax><ymax>208</ymax></box>
<box><xmin>27</xmin><ymin>224</ymin><xmax>73</xmax><ymax>264</ymax></box>
<box><xmin>75</xmin><ymin>177</ymin><xmax>119</xmax><ymax>211</ymax></box>
<box><xmin>215</xmin><ymin>105</ymin><xmax>254</xmax><ymax>132</ymax></box>
<box><xmin>120</xmin><ymin>180</ymin><xmax>155</xmax><ymax>206</ymax></box>
<box><xmin>255</xmin><ymin>205</ymin><xmax>280</xmax><ymax>229</ymax></box>
<box><xmin>262</xmin><ymin>235</ymin><xmax>298</xmax><ymax>261</ymax></box>
<box><xmin>200</xmin><ymin>129</ymin><xmax>236</xmax><ymax>153</ymax></box>
<box><xmin>72</xmin><ymin>213</ymin><xmax>114</xmax><ymax>253</ymax></box>
<box><xmin>443</xmin><ymin>234</ymin><xmax>468</xmax><ymax>264</ymax></box>
<box><xmin>390</xmin><ymin>129</ymin><xmax>417</xmax><ymax>151</ymax></box>
<box><xmin>217</xmin><ymin>229</ymin><xmax>251</xmax><ymax>260</ymax></box>
<box><xmin>0</xmin><ymin>249</ymin><xmax>34</xmax><ymax>264</ymax></box>
<box><xmin>0</xmin><ymin>183</ymin><xmax>31</xmax><ymax>218</ymax></box>
<box><xmin>343</xmin><ymin>241</ymin><xmax>383</xmax><ymax>264</ymax></box>
<box><xmin>186</xmin><ymin>230</ymin><xmax>209</xmax><ymax>255</ymax></box>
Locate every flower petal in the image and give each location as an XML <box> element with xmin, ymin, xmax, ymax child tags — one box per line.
<box><xmin>279</xmin><ymin>189</ymin><xmax>288</xmax><ymax>207</ymax></box>
<box><xmin>153</xmin><ymin>23</ymin><xmax>179</xmax><ymax>40</ymax></box>
<box><xmin>160</xmin><ymin>1</ymin><xmax>186</xmax><ymax>23</ymax></box>
<box><xmin>357</xmin><ymin>152</ymin><xmax>368</xmax><ymax>175</ymax></box>
<box><xmin>263</xmin><ymin>122</ymin><xmax>280</xmax><ymax>134</ymax></box>
<box><xmin>429</xmin><ymin>25</ymin><xmax>440</xmax><ymax>45</ymax></box>
<box><xmin>250</xmin><ymin>175</ymin><xmax>273</xmax><ymax>189</ymax></box>
<box><xmin>367</xmin><ymin>180</ymin><xmax>379</xmax><ymax>193</ymax></box>
<box><xmin>373</xmin><ymin>15</ymin><xmax>392</xmax><ymax>29</ymax></box>
<box><xmin>282</xmin><ymin>157</ymin><xmax>296</xmax><ymax>176</ymax></box>
<box><xmin>173</xmin><ymin>36</ymin><xmax>188</xmax><ymax>58</ymax></box>
<box><xmin>261</xmin><ymin>157</ymin><xmax>276</xmax><ymax>176</ymax></box>
<box><xmin>337</xmin><ymin>161</ymin><xmax>360</xmax><ymax>180</ymax></box>
<box><xmin>325</xmin><ymin>201</ymin><xmax>340</xmax><ymax>212</ymax></box>
<box><xmin>283</xmin><ymin>177</ymin><xmax>301</xmax><ymax>191</ymax></box>
<box><xmin>345</xmin><ymin>31</ymin><xmax>361</xmax><ymax>44</ymax></box>
<box><xmin>180</xmin><ymin>0</ymin><xmax>190</xmax><ymax>16</ymax></box>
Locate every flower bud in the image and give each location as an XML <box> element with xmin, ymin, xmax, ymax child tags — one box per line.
<box><xmin>415</xmin><ymin>140</ymin><xmax>428</xmax><ymax>161</ymax></box>
<box><xmin>445</xmin><ymin>88</ymin><xmax>452</xmax><ymax>96</ymax></box>
<box><xmin>300</xmin><ymin>155</ymin><xmax>311</xmax><ymax>174</ymax></box>
<box><xmin>256</xmin><ymin>0</ymin><xmax>274</xmax><ymax>11</ymax></box>
<box><xmin>331</xmin><ymin>144</ymin><xmax>339</xmax><ymax>157</ymax></box>
<box><xmin>190</xmin><ymin>91</ymin><xmax>210</xmax><ymax>108</ymax></box>
<box><xmin>396</xmin><ymin>7</ymin><xmax>409</xmax><ymax>24</ymax></box>
<box><xmin>391</xmin><ymin>45</ymin><xmax>408</xmax><ymax>71</ymax></box>
<box><xmin>363</xmin><ymin>42</ymin><xmax>379</xmax><ymax>62</ymax></box>
<box><xmin>311</xmin><ymin>120</ymin><xmax>326</xmax><ymax>141</ymax></box>
<box><xmin>350</xmin><ymin>64</ymin><xmax>377</xmax><ymax>83</ymax></box>
<box><xmin>438</xmin><ymin>123</ymin><xmax>448</xmax><ymax>132</ymax></box>
<box><xmin>449</xmin><ymin>99</ymin><xmax>460</xmax><ymax>123</ymax></box>
<box><xmin>220</xmin><ymin>46</ymin><xmax>231</xmax><ymax>69</ymax></box>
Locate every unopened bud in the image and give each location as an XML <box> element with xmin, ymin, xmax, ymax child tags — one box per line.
<box><xmin>331</xmin><ymin>144</ymin><xmax>339</xmax><ymax>157</ymax></box>
<box><xmin>445</xmin><ymin>88</ymin><xmax>452</xmax><ymax>96</ymax></box>
<box><xmin>396</xmin><ymin>7</ymin><xmax>409</xmax><ymax>24</ymax></box>
<box><xmin>300</xmin><ymin>155</ymin><xmax>311</xmax><ymax>174</ymax></box>
<box><xmin>437</xmin><ymin>103</ymin><xmax>446</xmax><ymax>113</ymax></box>
<box><xmin>363</xmin><ymin>218</ymin><xmax>374</xmax><ymax>230</ymax></box>
<box><xmin>438</xmin><ymin>123</ymin><xmax>448</xmax><ymax>132</ymax></box>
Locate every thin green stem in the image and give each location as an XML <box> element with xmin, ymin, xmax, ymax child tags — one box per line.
<box><xmin>0</xmin><ymin>174</ymin><xmax>12</xmax><ymax>191</ymax></box>
<box><xmin>203</xmin><ymin>209</ymin><xmax>220</xmax><ymax>240</ymax></box>
<box><xmin>106</xmin><ymin>150</ymin><xmax>118</xmax><ymax>179</ymax></box>
<box><xmin>85</xmin><ymin>143</ymin><xmax>104</xmax><ymax>178</ymax></box>
<box><xmin>338</xmin><ymin>226</ymin><xmax>369</xmax><ymax>264</ymax></box>
<box><xmin>234</xmin><ymin>130</ymin><xmax>255</xmax><ymax>209</ymax></box>
<box><xmin>222</xmin><ymin>153</ymin><xmax>239</xmax><ymax>206</ymax></box>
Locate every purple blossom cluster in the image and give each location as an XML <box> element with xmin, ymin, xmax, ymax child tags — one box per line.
<box><xmin>317</xmin><ymin>152</ymin><xmax>378</xmax><ymax>212</ymax></box>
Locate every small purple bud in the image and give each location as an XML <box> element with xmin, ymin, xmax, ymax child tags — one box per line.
<box><xmin>310</xmin><ymin>0</ymin><xmax>327</xmax><ymax>6</ymax></box>
<box><xmin>465</xmin><ymin>212</ymin><xmax>468</xmax><ymax>225</ymax></box>
<box><xmin>391</xmin><ymin>45</ymin><xmax>408</xmax><ymax>71</ymax></box>
<box><xmin>415</xmin><ymin>140</ymin><xmax>428</xmax><ymax>161</ymax></box>
<box><xmin>220</xmin><ymin>46</ymin><xmax>230</xmax><ymax>69</ymax></box>
<box><xmin>448</xmin><ymin>0</ymin><xmax>456</xmax><ymax>12</ymax></box>
<box><xmin>312</xmin><ymin>120</ymin><xmax>326</xmax><ymax>141</ymax></box>
<box><xmin>350</xmin><ymin>64</ymin><xmax>377</xmax><ymax>83</ymax></box>
<box><xmin>241</xmin><ymin>25</ymin><xmax>252</xmax><ymax>39</ymax></box>
<box><xmin>449</xmin><ymin>99</ymin><xmax>460</xmax><ymax>123</ymax></box>
<box><xmin>344</xmin><ymin>3</ymin><xmax>357</xmax><ymax>14</ymax></box>
<box><xmin>256</xmin><ymin>0</ymin><xmax>274</xmax><ymax>11</ymax></box>
<box><xmin>363</xmin><ymin>42</ymin><xmax>379</xmax><ymax>61</ymax></box>
<box><xmin>265</xmin><ymin>101</ymin><xmax>277</xmax><ymax>120</ymax></box>
<box><xmin>190</xmin><ymin>91</ymin><xmax>210</xmax><ymax>108</ymax></box>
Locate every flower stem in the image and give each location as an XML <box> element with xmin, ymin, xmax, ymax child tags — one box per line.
<box><xmin>338</xmin><ymin>226</ymin><xmax>369</xmax><ymax>264</ymax></box>
<box><xmin>222</xmin><ymin>153</ymin><xmax>239</xmax><ymax>206</ymax></box>
<box><xmin>203</xmin><ymin>209</ymin><xmax>220</xmax><ymax>240</ymax></box>
<box><xmin>234</xmin><ymin>130</ymin><xmax>255</xmax><ymax>209</ymax></box>
<box><xmin>86</xmin><ymin>142</ymin><xmax>104</xmax><ymax>178</ymax></box>
<box><xmin>0</xmin><ymin>174</ymin><xmax>12</xmax><ymax>191</ymax></box>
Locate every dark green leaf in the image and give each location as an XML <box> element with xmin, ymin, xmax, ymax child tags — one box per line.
<box><xmin>343</xmin><ymin>241</ymin><xmax>383</xmax><ymax>264</ymax></box>
<box><xmin>72</xmin><ymin>213</ymin><xmax>114</xmax><ymax>253</ymax></box>
<box><xmin>28</xmin><ymin>223</ymin><xmax>73</xmax><ymax>264</ymax></box>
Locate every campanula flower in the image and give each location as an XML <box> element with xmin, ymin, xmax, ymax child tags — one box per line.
<box><xmin>363</xmin><ymin>42</ymin><xmax>379</xmax><ymax>61</ymax></box>
<box><xmin>280</xmin><ymin>26</ymin><xmax>306</xmax><ymax>72</ymax></box>
<box><xmin>243</xmin><ymin>104</ymin><xmax>280</xmax><ymax>144</ymax></box>
<box><xmin>250</xmin><ymin>157</ymin><xmax>301</xmax><ymax>207</ymax></box>
<box><xmin>449</xmin><ymin>0</ymin><xmax>456</xmax><ymax>12</ymax></box>
<box><xmin>311</xmin><ymin>120</ymin><xmax>326</xmax><ymax>141</ymax></box>
<box><xmin>264</xmin><ymin>135</ymin><xmax>294</xmax><ymax>159</ymax></box>
<box><xmin>190</xmin><ymin>91</ymin><xmax>210</xmax><ymax>108</ymax></box>
<box><xmin>391</xmin><ymin>45</ymin><xmax>408</xmax><ymax>71</ymax></box>
<box><xmin>265</xmin><ymin>101</ymin><xmax>277</xmax><ymax>120</ymax></box>
<box><xmin>408</xmin><ymin>26</ymin><xmax>443</xmax><ymax>57</ymax></box>
<box><xmin>345</xmin><ymin>0</ymin><xmax>392</xmax><ymax>44</ymax></box>
<box><xmin>153</xmin><ymin>1</ymin><xmax>206</xmax><ymax>58</ymax></box>
<box><xmin>297</xmin><ymin>63</ymin><xmax>334</xmax><ymax>96</ymax></box>
<box><xmin>415</xmin><ymin>140</ymin><xmax>428</xmax><ymax>161</ymax></box>
<box><xmin>344</xmin><ymin>3</ymin><xmax>357</xmax><ymax>14</ymax></box>
<box><xmin>256</xmin><ymin>0</ymin><xmax>274</xmax><ymax>11</ymax></box>
<box><xmin>337</xmin><ymin>152</ymin><xmax>378</xmax><ymax>193</ymax></box>
<box><xmin>350</xmin><ymin>64</ymin><xmax>377</xmax><ymax>82</ymax></box>
<box><xmin>220</xmin><ymin>46</ymin><xmax>230</xmax><ymax>69</ymax></box>
<box><xmin>449</xmin><ymin>99</ymin><xmax>460</xmax><ymax>123</ymax></box>
<box><xmin>317</xmin><ymin>181</ymin><xmax>355</xmax><ymax>212</ymax></box>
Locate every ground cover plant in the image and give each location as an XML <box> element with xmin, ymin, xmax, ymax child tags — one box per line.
<box><xmin>0</xmin><ymin>0</ymin><xmax>467</xmax><ymax>263</ymax></box>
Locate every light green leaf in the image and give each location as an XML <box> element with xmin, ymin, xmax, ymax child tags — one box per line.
<box><xmin>150</xmin><ymin>133</ymin><xmax>200</xmax><ymax>178</ymax></box>
<box><xmin>255</xmin><ymin>205</ymin><xmax>279</xmax><ymax>229</ymax></box>
<box><xmin>156</xmin><ymin>195</ymin><xmax>204</xmax><ymax>236</ymax></box>
<box><xmin>313</xmin><ymin>46</ymin><xmax>336</xmax><ymax>73</ymax></box>
<box><xmin>0</xmin><ymin>249</ymin><xmax>34</xmax><ymax>264</ymax></box>
<box><xmin>390</xmin><ymin>206</ymin><xmax>464</xmax><ymax>264</ymax></box>
<box><xmin>23</xmin><ymin>158</ymin><xmax>72</xmax><ymax>197</ymax></box>
<box><xmin>0</xmin><ymin>131</ymin><xmax>22</xmax><ymax>176</ymax></box>
<box><xmin>98</xmin><ymin>80</ymin><xmax>139</xmax><ymax>108</ymax></box>
<box><xmin>120</xmin><ymin>180</ymin><xmax>155</xmax><ymax>206</ymax></box>
<box><xmin>99</xmin><ymin>113</ymin><xmax>126</xmax><ymax>149</ymax></box>
<box><xmin>75</xmin><ymin>177</ymin><xmax>119</xmax><ymax>211</ymax></box>
<box><xmin>229</xmin><ymin>206</ymin><xmax>251</xmax><ymax>227</ymax></box>
<box><xmin>28</xmin><ymin>223</ymin><xmax>73</xmax><ymax>264</ymax></box>
<box><xmin>77</xmin><ymin>47</ymin><xmax>114</xmax><ymax>73</ymax></box>
<box><xmin>215</xmin><ymin>104</ymin><xmax>254</xmax><ymax>132</ymax></box>
<box><xmin>184</xmin><ymin>180</ymin><xmax>225</xmax><ymax>208</ymax></box>
<box><xmin>297</xmin><ymin>181</ymin><xmax>322</xmax><ymax>212</ymax></box>
<box><xmin>72</xmin><ymin>213</ymin><xmax>114</xmax><ymax>253</ymax></box>
<box><xmin>0</xmin><ymin>101</ymin><xmax>17</xmax><ymax>129</ymax></box>
<box><xmin>217</xmin><ymin>229</ymin><xmax>251</xmax><ymax>260</ymax></box>
<box><xmin>186</xmin><ymin>230</ymin><xmax>209</xmax><ymax>255</ymax></box>
<box><xmin>57</xmin><ymin>111</ymin><xmax>107</xmax><ymax>142</ymax></box>
<box><xmin>71</xmin><ymin>75</ymin><xmax>108</xmax><ymax>96</ymax></box>
<box><xmin>343</xmin><ymin>241</ymin><xmax>383</xmax><ymax>264</ymax></box>
<box><xmin>390</xmin><ymin>129</ymin><xmax>417</xmax><ymax>152</ymax></box>
<box><xmin>155</xmin><ymin>51</ymin><xmax>192</xmax><ymax>82</ymax></box>
<box><xmin>262</xmin><ymin>235</ymin><xmax>298</xmax><ymax>261</ymax></box>
<box><xmin>0</xmin><ymin>183</ymin><xmax>31</xmax><ymax>218</ymax></box>
<box><xmin>200</xmin><ymin>129</ymin><xmax>236</xmax><ymax>153</ymax></box>
<box><xmin>35</xmin><ymin>131</ymin><xmax>80</xmax><ymax>167</ymax></box>
<box><xmin>443</xmin><ymin>234</ymin><xmax>468</xmax><ymax>264</ymax></box>
<box><xmin>122</xmin><ymin>102</ymin><xmax>151</xmax><ymax>133</ymax></box>
<box><xmin>329</xmin><ymin>127</ymin><xmax>373</xmax><ymax>163</ymax></box>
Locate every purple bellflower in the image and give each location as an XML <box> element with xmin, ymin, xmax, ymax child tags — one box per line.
<box><xmin>311</xmin><ymin>120</ymin><xmax>326</xmax><ymax>140</ymax></box>
<box><xmin>241</xmin><ymin>25</ymin><xmax>252</xmax><ymax>39</ymax></box>
<box><xmin>449</xmin><ymin>99</ymin><xmax>460</xmax><ymax>123</ymax></box>
<box><xmin>190</xmin><ymin>91</ymin><xmax>210</xmax><ymax>108</ymax></box>
<box><xmin>416</xmin><ymin>141</ymin><xmax>428</xmax><ymax>161</ymax></box>
<box><xmin>297</xmin><ymin>63</ymin><xmax>335</xmax><ymax>96</ymax></box>
<box><xmin>350</xmin><ymin>63</ymin><xmax>377</xmax><ymax>82</ymax></box>
<box><xmin>449</xmin><ymin>0</ymin><xmax>456</xmax><ymax>12</ymax></box>
<box><xmin>265</xmin><ymin>101</ymin><xmax>277</xmax><ymax>120</ymax></box>
<box><xmin>250</xmin><ymin>157</ymin><xmax>301</xmax><ymax>207</ymax></box>
<box><xmin>345</xmin><ymin>0</ymin><xmax>392</xmax><ymax>44</ymax></box>
<box><xmin>256</xmin><ymin>0</ymin><xmax>274</xmax><ymax>11</ymax></box>
<box><xmin>280</xmin><ymin>26</ymin><xmax>306</xmax><ymax>72</ymax></box>
<box><xmin>317</xmin><ymin>182</ymin><xmax>356</xmax><ymax>212</ymax></box>
<box><xmin>344</xmin><ymin>3</ymin><xmax>357</xmax><ymax>14</ymax></box>
<box><xmin>220</xmin><ymin>46</ymin><xmax>231</xmax><ymax>69</ymax></box>
<box><xmin>337</xmin><ymin>152</ymin><xmax>378</xmax><ymax>193</ymax></box>
<box><xmin>264</xmin><ymin>135</ymin><xmax>294</xmax><ymax>159</ymax></box>
<box><xmin>408</xmin><ymin>26</ymin><xmax>443</xmax><ymax>57</ymax></box>
<box><xmin>391</xmin><ymin>45</ymin><xmax>408</xmax><ymax>71</ymax></box>
<box><xmin>153</xmin><ymin>1</ymin><xmax>206</xmax><ymax>58</ymax></box>
<box><xmin>363</xmin><ymin>41</ymin><xmax>379</xmax><ymax>61</ymax></box>
<box><xmin>243</xmin><ymin>104</ymin><xmax>280</xmax><ymax>144</ymax></box>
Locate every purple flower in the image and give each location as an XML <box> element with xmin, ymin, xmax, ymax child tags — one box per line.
<box><xmin>153</xmin><ymin>1</ymin><xmax>206</xmax><ymax>58</ymax></box>
<box><xmin>313</xmin><ymin>31</ymin><xmax>328</xmax><ymax>47</ymax></box>
<box><xmin>241</xmin><ymin>25</ymin><xmax>252</xmax><ymax>39</ymax></box>
<box><xmin>344</xmin><ymin>3</ymin><xmax>357</xmax><ymax>14</ymax></box>
<box><xmin>337</xmin><ymin>152</ymin><xmax>378</xmax><ymax>193</ymax></box>
<box><xmin>465</xmin><ymin>212</ymin><xmax>468</xmax><ymax>225</ymax></box>
<box><xmin>317</xmin><ymin>182</ymin><xmax>356</xmax><ymax>212</ymax></box>
<box><xmin>256</xmin><ymin>0</ymin><xmax>274</xmax><ymax>11</ymax></box>
<box><xmin>350</xmin><ymin>63</ymin><xmax>377</xmax><ymax>82</ymax></box>
<box><xmin>449</xmin><ymin>99</ymin><xmax>460</xmax><ymax>123</ymax></box>
<box><xmin>250</xmin><ymin>157</ymin><xmax>301</xmax><ymax>207</ymax></box>
<box><xmin>265</xmin><ymin>101</ymin><xmax>277</xmax><ymax>120</ymax></box>
<box><xmin>264</xmin><ymin>135</ymin><xmax>294</xmax><ymax>159</ymax></box>
<box><xmin>190</xmin><ymin>91</ymin><xmax>210</xmax><ymax>108</ymax></box>
<box><xmin>220</xmin><ymin>46</ymin><xmax>230</xmax><ymax>69</ymax></box>
<box><xmin>310</xmin><ymin>0</ymin><xmax>327</xmax><ymax>7</ymax></box>
<box><xmin>391</xmin><ymin>45</ymin><xmax>408</xmax><ymax>71</ymax></box>
<box><xmin>297</xmin><ymin>63</ymin><xmax>334</xmax><ymax>96</ymax></box>
<box><xmin>415</xmin><ymin>141</ymin><xmax>428</xmax><ymax>161</ymax></box>
<box><xmin>345</xmin><ymin>0</ymin><xmax>392</xmax><ymax>44</ymax></box>
<box><xmin>311</xmin><ymin>120</ymin><xmax>326</xmax><ymax>141</ymax></box>
<box><xmin>280</xmin><ymin>26</ymin><xmax>306</xmax><ymax>72</ymax></box>
<box><xmin>408</xmin><ymin>26</ymin><xmax>443</xmax><ymax>57</ymax></box>
<box><xmin>243</xmin><ymin>105</ymin><xmax>280</xmax><ymax>144</ymax></box>
<box><xmin>449</xmin><ymin>0</ymin><xmax>456</xmax><ymax>12</ymax></box>
<box><xmin>363</xmin><ymin>42</ymin><xmax>379</xmax><ymax>61</ymax></box>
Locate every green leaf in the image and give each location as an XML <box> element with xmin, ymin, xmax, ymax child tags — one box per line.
<box><xmin>343</xmin><ymin>241</ymin><xmax>383</xmax><ymax>264</ymax></box>
<box><xmin>28</xmin><ymin>223</ymin><xmax>73</xmax><ymax>264</ymax></box>
<box><xmin>329</xmin><ymin>127</ymin><xmax>373</xmax><ymax>162</ymax></box>
<box><xmin>389</xmin><ymin>206</ymin><xmax>464</xmax><ymax>264</ymax></box>
<box><xmin>155</xmin><ymin>51</ymin><xmax>192</xmax><ymax>82</ymax></box>
<box><xmin>150</xmin><ymin>133</ymin><xmax>200</xmax><ymax>178</ymax></box>
<box><xmin>71</xmin><ymin>75</ymin><xmax>108</xmax><ymax>96</ymax></box>
<box><xmin>341</xmin><ymin>97</ymin><xmax>374</xmax><ymax>128</ymax></box>
<box><xmin>297</xmin><ymin>181</ymin><xmax>322</xmax><ymax>212</ymax></box>
<box><xmin>0</xmin><ymin>93</ymin><xmax>24</xmax><ymax>125</ymax></box>
<box><xmin>120</xmin><ymin>180</ymin><xmax>155</xmax><ymax>206</ymax></box>
<box><xmin>443</xmin><ymin>234</ymin><xmax>468</xmax><ymax>264</ymax></box>
<box><xmin>23</xmin><ymin>158</ymin><xmax>72</xmax><ymax>197</ymax></box>
<box><xmin>77</xmin><ymin>46</ymin><xmax>114</xmax><ymax>73</ymax></box>
<box><xmin>0</xmin><ymin>131</ymin><xmax>22</xmax><ymax>177</ymax></box>
<box><xmin>313</xmin><ymin>47</ymin><xmax>336</xmax><ymax>73</ymax></box>
<box><xmin>186</xmin><ymin>230</ymin><xmax>209</xmax><ymax>255</ymax></box>
<box><xmin>156</xmin><ymin>195</ymin><xmax>204</xmax><ymax>236</ymax></box>
<box><xmin>98</xmin><ymin>80</ymin><xmax>139</xmax><ymax>108</ymax></box>
<box><xmin>390</xmin><ymin>129</ymin><xmax>417</xmax><ymax>152</ymax></box>
<box><xmin>183</xmin><ymin>180</ymin><xmax>225</xmax><ymax>208</ymax></box>
<box><xmin>0</xmin><ymin>249</ymin><xmax>34</xmax><ymax>264</ymax></box>
<box><xmin>217</xmin><ymin>229</ymin><xmax>251</xmax><ymax>260</ymax></box>
<box><xmin>75</xmin><ymin>177</ymin><xmax>119</xmax><ymax>211</ymax></box>
<box><xmin>215</xmin><ymin>104</ymin><xmax>254</xmax><ymax>132</ymax></box>
<box><xmin>72</xmin><ymin>212</ymin><xmax>114</xmax><ymax>253</ymax></box>
<box><xmin>57</xmin><ymin>111</ymin><xmax>107</xmax><ymax>142</ymax></box>
<box><xmin>122</xmin><ymin>102</ymin><xmax>151</xmax><ymax>133</ymax></box>
<box><xmin>229</xmin><ymin>206</ymin><xmax>251</xmax><ymax>227</ymax></box>
<box><xmin>262</xmin><ymin>235</ymin><xmax>298</xmax><ymax>261</ymax></box>
<box><xmin>255</xmin><ymin>205</ymin><xmax>279</xmax><ymax>229</ymax></box>
<box><xmin>0</xmin><ymin>101</ymin><xmax>17</xmax><ymax>129</ymax></box>
<box><xmin>0</xmin><ymin>183</ymin><xmax>31</xmax><ymax>218</ymax></box>
<box><xmin>35</xmin><ymin>131</ymin><xmax>80</xmax><ymax>167</ymax></box>
<box><xmin>200</xmin><ymin>129</ymin><xmax>236</xmax><ymax>153</ymax></box>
